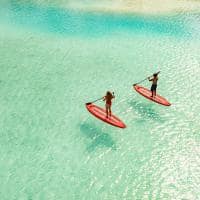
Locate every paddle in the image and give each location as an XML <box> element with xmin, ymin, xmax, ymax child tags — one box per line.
<box><xmin>86</xmin><ymin>92</ymin><xmax>115</xmax><ymax>105</ymax></box>
<box><xmin>86</xmin><ymin>97</ymin><xmax>104</xmax><ymax>105</ymax></box>
<box><xmin>133</xmin><ymin>71</ymin><xmax>160</xmax><ymax>86</ymax></box>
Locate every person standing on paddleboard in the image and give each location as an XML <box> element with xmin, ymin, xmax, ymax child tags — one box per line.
<box><xmin>148</xmin><ymin>73</ymin><xmax>158</xmax><ymax>98</ymax></box>
<box><xmin>103</xmin><ymin>91</ymin><xmax>115</xmax><ymax>118</ymax></box>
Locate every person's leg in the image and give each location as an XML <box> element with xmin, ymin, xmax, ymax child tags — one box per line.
<box><xmin>153</xmin><ymin>85</ymin><xmax>157</xmax><ymax>97</ymax></box>
<box><xmin>108</xmin><ymin>106</ymin><xmax>112</xmax><ymax>117</ymax></box>
<box><xmin>151</xmin><ymin>85</ymin><xmax>153</xmax><ymax>97</ymax></box>
<box><xmin>151</xmin><ymin>90</ymin><xmax>153</xmax><ymax>97</ymax></box>
<box><xmin>152</xmin><ymin>90</ymin><xmax>154</xmax><ymax>97</ymax></box>
<box><xmin>106</xmin><ymin>104</ymin><xmax>108</xmax><ymax>118</ymax></box>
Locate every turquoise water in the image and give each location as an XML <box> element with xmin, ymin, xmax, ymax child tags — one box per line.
<box><xmin>0</xmin><ymin>2</ymin><xmax>200</xmax><ymax>200</ymax></box>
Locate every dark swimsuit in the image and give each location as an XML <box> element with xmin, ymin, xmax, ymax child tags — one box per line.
<box><xmin>151</xmin><ymin>84</ymin><xmax>157</xmax><ymax>91</ymax></box>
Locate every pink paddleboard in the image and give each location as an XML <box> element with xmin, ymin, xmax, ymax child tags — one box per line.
<box><xmin>134</xmin><ymin>85</ymin><xmax>171</xmax><ymax>106</ymax></box>
<box><xmin>86</xmin><ymin>103</ymin><xmax>126</xmax><ymax>128</ymax></box>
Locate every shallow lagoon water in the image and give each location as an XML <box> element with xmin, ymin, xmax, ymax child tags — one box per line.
<box><xmin>0</xmin><ymin>2</ymin><xmax>200</xmax><ymax>200</ymax></box>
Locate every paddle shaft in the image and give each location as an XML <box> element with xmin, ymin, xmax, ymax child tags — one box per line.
<box><xmin>134</xmin><ymin>71</ymin><xmax>160</xmax><ymax>85</ymax></box>
<box><xmin>86</xmin><ymin>97</ymin><xmax>103</xmax><ymax>105</ymax></box>
<box><xmin>91</xmin><ymin>97</ymin><xmax>104</xmax><ymax>103</ymax></box>
<box><xmin>86</xmin><ymin>92</ymin><xmax>114</xmax><ymax>105</ymax></box>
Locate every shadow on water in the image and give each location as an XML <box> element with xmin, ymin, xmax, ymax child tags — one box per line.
<box><xmin>80</xmin><ymin>122</ymin><xmax>116</xmax><ymax>152</ymax></box>
<box><xmin>129</xmin><ymin>100</ymin><xmax>164</xmax><ymax>123</ymax></box>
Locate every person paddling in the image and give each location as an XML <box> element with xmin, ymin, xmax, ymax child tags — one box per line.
<box><xmin>103</xmin><ymin>91</ymin><xmax>115</xmax><ymax>118</ymax></box>
<box><xmin>148</xmin><ymin>73</ymin><xmax>158</xmax><ymax>98</ymax></box>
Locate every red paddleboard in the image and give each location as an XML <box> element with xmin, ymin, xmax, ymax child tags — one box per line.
<box><xmin>134</xmin><ymin>85</ymin><xmax>171</xmax><ymax>106</ymax></box>
<box><xmin>86</xmin><ymin>103</ymin><xmax>126</xmax><ymax>128</ymax></box>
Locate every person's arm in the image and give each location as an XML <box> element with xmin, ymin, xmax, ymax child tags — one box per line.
<box><xmin>103</xmin><ymin>96</ymin><xmax>106</xmax><ymax>101</ymax></box>
<box><xmin>148</xmin><ymin>77</ymin><xmax>153</xmax><ymax>81</ymax></box>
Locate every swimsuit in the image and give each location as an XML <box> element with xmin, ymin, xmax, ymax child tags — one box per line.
<box><xmin>151</xmin><ymin>84</ymin><xmax>157</xmax><ymax>91</ymax></box>
<box><xmin>106</xmin><ymin>101</ymin><xmax>112</xmax><ymax>106</ymax></box>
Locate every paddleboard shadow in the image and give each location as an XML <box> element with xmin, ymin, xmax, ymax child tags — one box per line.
<box><xmin>79</xmin><ymin>122</ymin><xmax>116</xmax><ymax>152</ymax></box>
<box><xmin>128</xmin><ymin>100</ymin><xmax>164</xmax><ymax>123</ymax></box>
